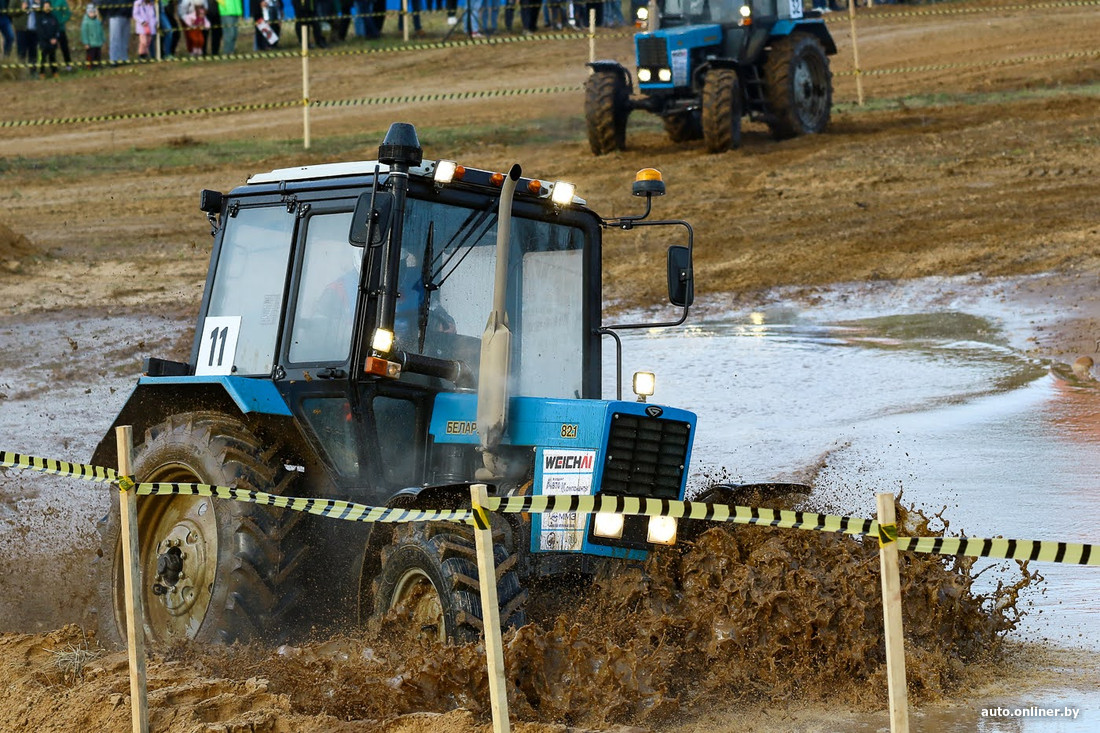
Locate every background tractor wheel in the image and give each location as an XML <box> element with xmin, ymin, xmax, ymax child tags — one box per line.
<box><xmin>701</xmin><ymin>68</ymin><xmax>743</xmax><ymax>153</ymax></box>
<box><xmin>584</xmin><ymin>70</ymin><xmax>630</xmax><ymax>155</ymax></box>
<box><xmin>662</xmin><ymin>110</ymin><xmax>703</xmax><ymax>143</ymax></box>
<box><xmin>373</xmin><ymin>522</ymin><xmax>527</xmax><ymax>643</ymax></box>
<box><xmin>95</xmin><ymin>412</ymin><xmax>308</xmax><ymax>648</ymax></box>
<box><xmin>763</xmin><ymin>32</ymin><xmax>832</xmax><ymax>140</ymax></box>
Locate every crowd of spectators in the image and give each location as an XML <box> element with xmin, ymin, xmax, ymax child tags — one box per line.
<box><xmin>0</xmin><ymin>0</ymin><xmax>629</xmax><ymax>74</ymax></box>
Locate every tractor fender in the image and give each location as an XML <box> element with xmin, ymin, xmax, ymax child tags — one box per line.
<box><xmin>769</xmin><ymin>19</ymin><xmax>837</xmax><ymax>55</ymax></box>
<box><xmin>89</xmin><ymin>377</ymin><xmax>298</xmax><ymax>470</ymax></box>
<box><xmin>586</xmin><ymin>60</ymin><xmax>634</xmax><ymax>90</ymax></box>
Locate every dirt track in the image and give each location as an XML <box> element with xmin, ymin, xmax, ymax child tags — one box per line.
<box><xmin>2</xmin><ymin>1</ymin><xmax>1100</xmax><ymax>730</ymax></box>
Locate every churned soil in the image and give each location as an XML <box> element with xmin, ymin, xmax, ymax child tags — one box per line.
<box><xmin>1</xmin><ymin>0</ymin><xmax>1099</xmax><ymax>730</ymax></box>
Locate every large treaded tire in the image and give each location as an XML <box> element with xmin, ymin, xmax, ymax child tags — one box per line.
<box><xmin>762</xmin><ymin>32</ymin><xmax>832</xmax><ymax>140</ymax></box>
<box><xmin>662</xmin><ymin>110</ymin><xmax>703</xmax><ymax>143</ymax></box>
<box><xmin>701</xmin><ymin>68</ymin><xmax>743</xmax><ymax>153</ymax></box>
<box><xmin>95</xmin><ymin>412</ymin><xmax>308</xmax><ymax>648</ymax></box>
<box><xmin>373</xmin><ymin>522</ymin><xmax>527</xmax><ymax>643</ymax></box>
<box><xmin>584</xmin><ymin>70</ymin><xmax>630</xmax><ymax>155</ymax></box>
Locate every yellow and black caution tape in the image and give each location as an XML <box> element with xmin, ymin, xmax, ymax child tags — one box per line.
<box><xmin>826</xmin><ymin>0</ymin><xmax>1100</xmax><ymax>24</ymax></box>
<box><xmin>878</xmin><ymin>521</ymin><xmax>898</xmax><ymax>547</ymax></box>
<box><xmin>0</xmin><ymin>84</ymin><xmax>580</xmax><ymax>128</ymax></box>
<box><xmin>133</xmin><ymin>481</ymin><xmax>474</xmax><ymax>524</ymax></box>
<box><xmin>488</xmin><ymin>493</ymin><xmax>878</xmax><ymax>537</ymax></box>
<box><xmin>835</xmin><ymin>48</ymin><xmax>1100</xmax><ymax>78</ymax></box>
<box><xmin>1</xmin><ymin>450</ymin><xmax>117</xmax><ymax>483</ymax></box>
<box><xmin>0</xmin><ymin>98</ymin><xmax>302</xmax><ymax>128</ymax></box>
<box><xmin>898</xmin><ymin>535</ymin><xmax>1097</xmax><ymax>566</ymax></box>
<box><xmin>5</xmin><ymin>450</ymin><xmax>1097</xmax><ymax>565</ymax></box>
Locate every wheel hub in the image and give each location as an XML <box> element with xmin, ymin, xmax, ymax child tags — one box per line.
<box><xmin>391</xmin><ymin>568</ymin><xmax>446</xmax><ymax>643</ymax></box>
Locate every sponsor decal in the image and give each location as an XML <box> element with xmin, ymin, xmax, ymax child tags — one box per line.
<box><xmin>539</xmin><ymin>449</ymin><xmax>597</xmax><ymax>552</ymax></box>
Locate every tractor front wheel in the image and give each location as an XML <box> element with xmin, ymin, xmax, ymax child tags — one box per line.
<box><xmin>372</xmin><ymin>522</ymin><xmax>527</xmax><ymax>643</ymax></box>
<box><xmin>95</xmin><ymin>412</ymin><xmax>308</xmax><ymax>648</ymax></box>
<box><xmin>584</xmin><ymin>70</ymin><xmax>630</xmax><ymax>155</ymax></box>
<box><xmin>701</xmin><ymin>68</ymin><xmax>743</xmax><ymax>153</ymax></box>
<box><xmin>763</xmin><ymin>32</ymin><xmax>832</xmax><ymax>139</ymax></box>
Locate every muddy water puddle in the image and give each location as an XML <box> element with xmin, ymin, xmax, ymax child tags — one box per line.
<box><xmin>608</xmin><ymin>275</ymin><xmax>1100</xmax><ymax>730</ymax></box>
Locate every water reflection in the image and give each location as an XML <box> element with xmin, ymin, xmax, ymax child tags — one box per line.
<box><xmin>605</xmin><ymin>300</ymin><xmax>1100</xmax><ymax>663</ymax></box>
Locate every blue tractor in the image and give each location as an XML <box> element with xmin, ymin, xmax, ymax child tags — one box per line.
<box><xmin>585</xmin><ymin>0</ymin><xmax>837</xmax><ymax>154</ymax></box>
<box><xmin>90</xmin><ymin>123</ymin><xmax>719</xmax><ymax>646</ymax></box>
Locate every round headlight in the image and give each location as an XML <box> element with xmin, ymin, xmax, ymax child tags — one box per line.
<box><xmin>657</xmin><ymin>68</ymin><xmax>672</xmax><ymax>82</ymax></box>
<box><xmin>638</xmin><ymin>68</ymin><xmax>652</xmax><ymax>83</ymax></box>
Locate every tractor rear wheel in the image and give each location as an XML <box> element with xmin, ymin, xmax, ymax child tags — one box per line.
<box><xmin>701</xmin><ymin>68</ymin><xmax>743</xmax><ymax>153</ymax></box>
<box><xmin>584</xmin><ymin>70</ymin><xmax>630</xmax><ymax>155</ymax></box>
<box><xmin>95</xmin><ymin>412</ymin><xmax>308</xmax><ymax>648</ymax></box>
<box><xmin>662</xmin><ymin>110</ymin><xmax>703</xmax><ymax>143</ymax></box>
<box><xmin>763</xmin><ymin>32</ymin><xmax>832</xmax><ymax>139</ymax></box>
<box><xmin>373</xmin><ymin>522</ymin><xmax>527</xmax><ymax>643</ymax></box>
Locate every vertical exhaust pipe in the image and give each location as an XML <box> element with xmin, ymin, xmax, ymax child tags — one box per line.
<box><xmin>477</xmin><ymin>164</ymin><xmax>521</xmax><ymax>457</ymax></box>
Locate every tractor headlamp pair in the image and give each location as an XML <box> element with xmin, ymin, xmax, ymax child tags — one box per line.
<box><xmin>637</xmin><ymin>68</ymin><xmax>672</xmax><ymax>84</ymax></box>
<box><xmin>592</xmin><ymin>512</ymin><xmax>677</xmax><ymax>545</ymax></box>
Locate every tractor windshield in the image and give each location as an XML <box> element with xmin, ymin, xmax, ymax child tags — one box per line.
<box><xmin>399</xmin><ymin>197</ymin><xmax>587</xmax><ymax>400</ymax></box>
<box><xmin>663</xmin><ymin>0</ymin><xmax>744</xmax><ymax>23</ymax></box>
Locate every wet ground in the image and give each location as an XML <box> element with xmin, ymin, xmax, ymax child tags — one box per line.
<box><xmin>608</xmin><ymin>273</ymin><xmax>1100</xmax><ymax>730</ymax></box>
<box><xmin>1</xmin><ymin>273</ymin><xmax>1097</xmax><ymax>731</ymax></box>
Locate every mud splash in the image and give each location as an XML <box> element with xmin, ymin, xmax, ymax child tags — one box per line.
<box><xmin>0</xmin><ymin>220</ymin><xmax>36</xmax><ymax>273</ymax></box>
<box><xmin>171</xmin><ymin>498</ymin><xmax>1036</xmax><ymax>729</ymax></box>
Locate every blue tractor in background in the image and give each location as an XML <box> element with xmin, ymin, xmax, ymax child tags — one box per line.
<box><xmin>585</xmin><ymin>0</ymin><xmax>836</xmax><ymax>154</ymax></box>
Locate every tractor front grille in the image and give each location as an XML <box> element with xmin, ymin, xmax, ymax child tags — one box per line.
<box><xmin>636</xmin><ymin>36</ymin><xmax>669</xmax><ymax>70</ymax></box>
<box><xmin>600</xmin><ymin>412</ymin><xmax>690</xmax><ymax>499</ymax></box>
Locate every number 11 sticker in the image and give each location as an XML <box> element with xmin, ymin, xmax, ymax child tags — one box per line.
<box><xmin>195</xmin><ymin>316</ymin><xmax>242</xmax><ymax>376</ymax></box>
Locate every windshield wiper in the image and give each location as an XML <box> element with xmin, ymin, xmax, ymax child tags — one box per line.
<box><xmin>432</xmin><ymin>205</ymin><xmax>497</xmax><ymax>290</ymax></box>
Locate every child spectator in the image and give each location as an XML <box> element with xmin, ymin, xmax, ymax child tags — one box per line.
<box><xmin>179</xmin><ymin>0</ymin><xmax>206</xmax><ymax>54</ymax></box>
<box><xmin>131</xmin><ymin>0</ymin><xmax>154</xmax><ymax>58</ymax></box>
<box><xmin>36</xmin><ymin>0</ymin><xmax>60</xmax><ymax>75</ymax></box>
<box><xmin>80</xmin><ymin>1</ymin><xmax>102</xmax><ymax>67</ymax></box>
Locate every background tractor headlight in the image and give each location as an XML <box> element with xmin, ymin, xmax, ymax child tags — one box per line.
<box><xmin>633</xmin><ymin>371</ymin><xmax>655</xmax><ymax>401</ymax></box>
<box><xmin>647</xmin><ymin>515</ymin><xmax>677</xmax><ymax>545</ymax></box>
<box><xmin>638</xmin><ymin>68</ymin><xmax>652</xmax><ymax>83</ymax></box>
<box><xmin>657</xmin><ymin>68</ymin><xmax>672</xmax><ymax>82</ymax></box>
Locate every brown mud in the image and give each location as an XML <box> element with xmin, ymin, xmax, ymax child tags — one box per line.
<box><xmin>2</xmin><ymin>0</ymin><xmax>1100</xmax><ymax>730</ymax></box>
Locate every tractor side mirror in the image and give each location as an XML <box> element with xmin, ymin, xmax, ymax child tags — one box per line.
<box><xmin>349</xmin><ymin>190</ymin><xmax>394</xmax><ymax>247</ymax></box>
<box><xmin>667</xmin><ymin>245</ymin><xmax>693</xmax><ymax>307</ymax></box>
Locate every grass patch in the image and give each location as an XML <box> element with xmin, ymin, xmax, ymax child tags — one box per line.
<box><xmin>0</xmin><ymin>117</ymin><xmax>588</xmax><ymax>179</ymax></box>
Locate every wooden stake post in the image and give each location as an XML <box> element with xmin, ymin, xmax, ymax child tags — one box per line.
<box><xmin>588</xmin><ymin>9</ymin><xmax>596</xmax><ymax>64</ymax></box>
<box><xmin>847</xmin><ymin>0</ymin><xmax>864</xmax><ymax>106</ymax></box>
<box><xmin>877</xmin><ymin>492</ymin><xmax>909</xmax><ymax>733</ymax></box>
<box><xmin>471</xmin><ymin>484</ymin><xmax>511</xmax><ymax>733</ymax></box>
<box><xmin>301</xmin><ymin>31</ymin><xmax>311</xmax><ymax>150</ymax></box>
<box><xmin>115</xmin><ymin>426</ymin><xmax>150</xmax><ymax>733</ymax></box>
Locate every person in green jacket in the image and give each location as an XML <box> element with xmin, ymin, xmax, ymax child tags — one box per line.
<box><xmin>79</xmin><ymin>2</ymin><xmax>102</xmax><ymax>67</ymax></box>
<box><xmin>49</xmin><ymin>0</ymin><xmax>71</xmax><ymax>69</ymax></box>
<box><xmin>215</xmin><ymin>0</ymin><xmax>239</xmax><ymax>53</ymax></box>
